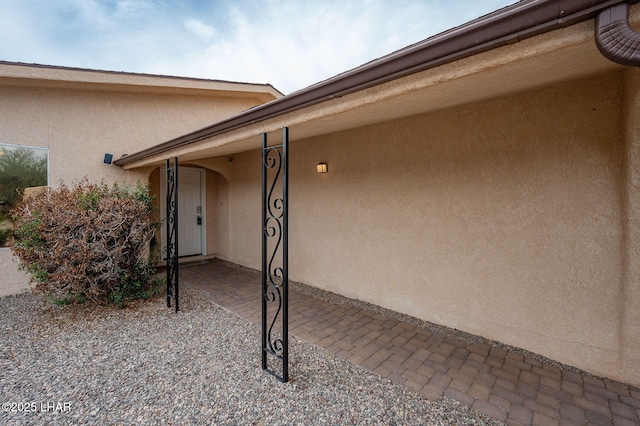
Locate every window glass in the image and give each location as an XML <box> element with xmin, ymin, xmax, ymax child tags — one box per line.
<box><xmin>0</xmin><ymin>143</ymin><xmax>49</xmax><ymax>247</ymax></box>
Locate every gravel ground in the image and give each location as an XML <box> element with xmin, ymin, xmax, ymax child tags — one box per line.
<box><xmin>0</xmin><ymin>288</ymin><xmax>504</xmax><ymax>425</ymax></box>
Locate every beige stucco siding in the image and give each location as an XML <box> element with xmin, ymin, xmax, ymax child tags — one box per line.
<box><xmin>0</xmin><ymin>79</ymin><xmax>274</xmax><ymax>296</ymax></box>
<box><xmin>214</xmin><ymin>170</ymin><xmax>230</xmax><ymax>259</ymax></box>
<box><xmin>622</xmin><ymin>68</ymin><xmax>640</xmax><ymax>384</ymax></box>
<box><xmin>222</xmin><ymin>70</ymin><xmax>632</xmax><ymax>383</ymax></box>
<box><xmin>0</xmin><ymin>85</ymin><xmax>264</xmax><ymax>185</ymax></box>
<box><xmin>226</xmin><ymin>151</ymin><xmax>264</xmax><ymax>267</ymax></box>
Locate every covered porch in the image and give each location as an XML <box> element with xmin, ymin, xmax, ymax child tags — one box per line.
<box><xmin>180</xmin><ymin>258</ymin><xmax>640</xmax><ymax>425</ymax></box>
<box><xmin>117</xmin><ymin>1</ymin><xmax>640</xmax><ymax>390</ymax></box>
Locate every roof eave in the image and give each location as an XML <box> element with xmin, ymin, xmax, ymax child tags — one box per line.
<box><xmin>0</xmin><ymin>61</ymin><xmax>284</xmax><ymax>99</ymax></box>
<box><xmin>115</xmin><ymin>0</ymin><xmax>640</xmax><ymax>167</ymax></box>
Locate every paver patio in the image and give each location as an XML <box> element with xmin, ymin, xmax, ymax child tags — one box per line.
<box><xmin>181</xmin><ymin>259</ymin><xmax>640</xmax><ymax>425</ymax></box>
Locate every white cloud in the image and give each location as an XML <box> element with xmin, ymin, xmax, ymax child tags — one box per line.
<box><xmin>0</xmin><ymin>0</ymin><xmax>516</xmax><ymax>93</ymax></box>
<box><xmin>160</xmin><ymin>0</ymin><xmax>485</xmax><ymax>92</ymax></box>
<box><xmin>61</xmin><ymin>0</ymin><xmax>114</xmax><ymax>31</ymax></box>
<box><xmin>115</xmin><ymin>0</ymin><xmax>154</xmax><ymax>16</ymax></box>
<box><xmin>184</xmin><ymin>19</ymin><xmax>216</xmax><ymax>41</ymax></box>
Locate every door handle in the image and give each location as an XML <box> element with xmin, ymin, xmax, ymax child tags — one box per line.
<box><xmin>197</xmin><ymin>216</ymin><xmax>202</xmax><ymax>225</ymax></box>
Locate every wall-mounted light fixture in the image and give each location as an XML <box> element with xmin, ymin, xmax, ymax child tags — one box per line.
<box><xmin>103</xmin><ymin>153</ymin><xmax>113</xmax><ymax>165</ymax></box>
<box><xmin>316</xmin><ymin>162</ymin><xmax>328</xmax><ymax>173</ymax></box>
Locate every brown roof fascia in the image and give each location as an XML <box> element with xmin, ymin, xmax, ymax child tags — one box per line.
<box><xmin>115</xmin><ymin>0</ymin><xmax>638</xmax><ymax>167</ymax></box>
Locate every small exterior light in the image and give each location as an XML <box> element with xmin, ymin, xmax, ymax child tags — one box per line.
<box><xmin>316</xmin><ymin>162</ymin><xmax>328</xmax><ymax>173</ymax></box>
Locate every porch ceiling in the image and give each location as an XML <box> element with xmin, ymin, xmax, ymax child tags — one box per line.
<box><xmin>119</xmin><ymin>16</ymin><xmax>625</xmax><ymax>170</ymax></box>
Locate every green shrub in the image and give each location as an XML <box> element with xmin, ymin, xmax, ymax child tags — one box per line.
<box><xmin>10</xmin><ymin>179</ymin><xmax>159</xmax><ymax>306</ymax></box>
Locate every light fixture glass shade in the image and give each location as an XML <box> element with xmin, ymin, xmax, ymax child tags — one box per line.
<box><xmin>316</xmin><ymin>162</ymin><xmax>327</xmax><ymax>173</ymax></box>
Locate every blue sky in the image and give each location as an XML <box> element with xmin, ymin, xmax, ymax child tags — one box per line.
<box><xmin>0</xmin><ymin>0</ymin><xmax>515</xmax><ymax>94</ymax></box>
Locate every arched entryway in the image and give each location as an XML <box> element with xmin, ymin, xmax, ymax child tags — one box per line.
<box><xmin>148</xmin><ymin>165</ymin><xmax>229</xmax><ymax>261</ymax></box>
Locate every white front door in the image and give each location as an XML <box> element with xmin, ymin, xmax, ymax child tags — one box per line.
<box><xmin>178</xmin><ymin>168</ymin><xmax>203</xmax><ymax>257</ymax></box>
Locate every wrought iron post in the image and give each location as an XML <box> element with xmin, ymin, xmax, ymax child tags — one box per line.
<box><xmin>261</xmin><ymin>128</ymin><xmax>289</xmax><ymax>382</ymax></box>
<box><xmin>166</xmin><ymin>157</ymin><xmax>179</xmax><ymax>312</ymax></box>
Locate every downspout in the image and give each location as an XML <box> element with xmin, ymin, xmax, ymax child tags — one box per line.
<box><xmin>596</xmin><ymin>2</ymin><xmax>640</xmax><ymax>66</ymax></box>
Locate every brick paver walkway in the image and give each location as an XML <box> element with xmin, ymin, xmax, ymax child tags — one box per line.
<box><xmin>181</xmin><ymin>259</ymin><xmax>640</xmax><ymax>425</ymax></box>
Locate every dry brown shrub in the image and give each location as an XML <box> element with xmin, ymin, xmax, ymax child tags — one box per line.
<box><xmin>10</xmin><ymin>179</ymin><xmax>159</xmax><ymax>305</ymax></box>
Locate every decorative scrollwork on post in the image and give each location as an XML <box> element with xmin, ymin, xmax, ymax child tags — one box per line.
<box><xmin>261</xmin><ymin>128</ymin><xmax>289</xmax><ymax>382</ymax></box>
<box><xmin>166</xmin><ymin>157</ymin><xmax>179</xmax><ymax>312</ymax></box>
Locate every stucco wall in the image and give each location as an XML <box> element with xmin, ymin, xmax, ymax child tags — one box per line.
<box><xmin>0</xmin><ymin>249</ymin><xmax>30</xmax><ymax>297</ymax></box>
<box><xmin>622</xmin><ymin>68</ymin><xmax>640</xmax><ymax>385</ymax></box>
<box><xmin>224</xmin><ymin>70</ymin><xmax>635</xmax><ymax>383</ymax></box>
<box><xmin>227</xmin><ymin>149</ymin><xmax>264</xmax><ymax>267</ymax></box>
<box><xmin>0</xmin><ymin>85</ymin><xmax>262</xmax><ymax>185</ymax></box>
<box><xmin>0</xmin><ymin>83</ymin><xmax>266</xmax><ymax>295</ymax></box>
<box><xmin>214</xmin><ymin>171</ymin><xmax>230</xmax><ymax>259</ymax></box>
<box><xmin>201</xmin><ymin>167</ymin><xmax>230</xmax><ymax>258</ymax></box>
